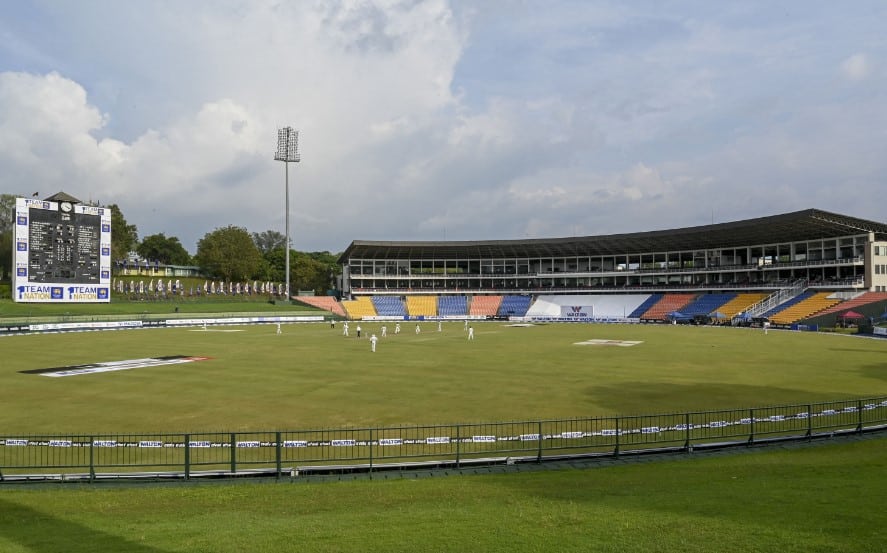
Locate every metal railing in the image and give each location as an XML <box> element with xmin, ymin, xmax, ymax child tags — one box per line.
<box><xmin>2</xmin><ymin>396</ymin><xmax>885</xmax><ymax>483</ymax></box>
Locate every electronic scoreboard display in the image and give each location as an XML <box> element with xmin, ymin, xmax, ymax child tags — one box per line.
<box><xmin>12</xmin><ymin>198</ymin><xmax>112</xmax><ymax>303</ymax></box>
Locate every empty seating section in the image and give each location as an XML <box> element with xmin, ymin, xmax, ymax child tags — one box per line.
<box><xmin>628</xmin><ymin>294</ymin><xmax>662</xmax><ymax>318</ymax></box>
<box><xmin>716</xmin><ymin>293</ymin><xmax>768</xmax><ymax>318</ymax></box>
<box><xmin>341</xmin><ymin>296</ymin><xmax>377</xmax><ymax>319</ymax></box>
<box><xmin>640</xmin><ymin>294</ymin><xmax>697</xmax><ymax>321</ymax></box>
<box><xmin>470</xmin><ymin>295</ymin><xmax>502</xmax><ymax>316</ymax></box>
<box><xmin>767</xmin><ymin>291</ymin><xmax>841</xmax><ymax>325</ymax></box>
<box><xmin>293</xmin><ymin>296</ymin><xmax>346</xmax><ymax>317</ymax></box>
<box><xmin>498</xmin><ymin>295</ymin><xmax>532</xmax><ymax>317</ymax></box>
<box><xmin>680</xmin><ymin>293</ymin><xmax>736</xmax><ymax>316</ymax></box>
<box><xmin>438</xmin><ymin>296</ymin><xmax>468</xmax><ymax>316</ymax></box>
<box><xmin>526</xmin><ymin>295</ymin><xmax>652</xmax><ymax>319</ymax></box>
<box><xmin>372</xmin><ymin>296</ymin><xmax>407</xmax><ymax>317</ymax></box>
<box><xmin>406</xmin><ymin>295</ymin><xmax>437</xmax><ymax>317</ymax></box>
<box><xmin>814</xmin><ymin>292</ymin><xmax>887</xmax><ymax>316</ymax></box>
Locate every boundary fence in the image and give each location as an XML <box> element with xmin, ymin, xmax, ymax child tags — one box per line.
<box><xmin>2</xmin><ymin>396</ymin><xmax>886</xmax><ymax>484</ymax></box>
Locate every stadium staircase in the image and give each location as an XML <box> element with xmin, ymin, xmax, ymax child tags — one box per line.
<box><xmin>743</xmin><ymin>279</ymin><xmax>807</xmax><ymax>318</ymax></box>
<box><xmin>715</xmin><ymin>293</ymin><xmax>768</xmax><ymax>319</ymax></box>
<box><xmin>765</xmin><ymin>291</ymin><xmax>841</xmax><ymax>325</ymax></box>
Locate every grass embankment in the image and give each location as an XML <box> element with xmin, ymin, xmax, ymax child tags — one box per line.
<box><xmin>0</xmin><ymin>437</ymin><xmax>884</xmax><ymax>552</ymax></box>
<box><xmin>0</xmin><ymin>296</ymin><xmax>325</xmax><ymax>321</ymax></box>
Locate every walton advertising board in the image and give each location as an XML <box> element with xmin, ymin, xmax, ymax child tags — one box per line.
<box><xmin>12</xmin><ymin>198</ymin><xmax>111</xmax><ymax>303</ymax></box>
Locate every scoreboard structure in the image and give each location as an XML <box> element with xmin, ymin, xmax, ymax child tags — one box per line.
<box><xmin>12</xmin><ymin>197</ymin><xmax>112</xmax><ymax>303</ymax></box>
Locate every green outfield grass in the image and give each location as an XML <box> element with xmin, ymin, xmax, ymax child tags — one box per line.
<box><xmin>2</xmin><ymin>320</ymin><xmax>886</xmax><ymax>434</ymax></box>
<box><xmin>0</xmin><ymin>437</ymin><xmax>884</xmax><ymax>552</ymax></box>
<box><xmin>2</xmin><ymin>310</ymin><xmax>887</xmax><ymax>552</ymax></box>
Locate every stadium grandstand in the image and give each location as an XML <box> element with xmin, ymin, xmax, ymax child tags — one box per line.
<box><xmin>333</xmin><ymin>209</ymin><xmax>887</xmax><ymax>326</ymax></box>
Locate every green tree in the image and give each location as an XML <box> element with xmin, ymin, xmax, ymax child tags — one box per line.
<box><xmin>137</xmin><ymin>233</ymin><xmax>192</xmax><ymax>265</ymax></box>
<box><xmin>258</xmin><ymin>247</ymin><xmax>286</xmax><ymax>282</ymax></box>
<box><xmin>252</xmin><ymin>230</ymin><xmax>287</xmax><ymax>254</ymax></box>
<box><xmin>195</xmin><ymin>225</ymin><xmax>262</xmax><ymax>281</ymax></box>
<box><xmin>292</xmin><ymin>251</ymin><xmax>341</xmax><ymax>294</ymax></box>
<box><xmin>108</xmin><ymin>204</ymin><xmax>138</xmax><ymax>263</ymax></box>
<box><xmin>0</xmin><ymin>194</ymin><xmax>20</xmax><ymax>281</ymax></box>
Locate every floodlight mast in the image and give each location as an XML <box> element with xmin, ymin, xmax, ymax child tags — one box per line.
<box><xmin>275</xmin><ymin>127</ymin><xmax>300</xmax><ymax>302</ymax></box>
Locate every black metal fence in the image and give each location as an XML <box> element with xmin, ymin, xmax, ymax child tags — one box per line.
<box><xmin>2</xmin><ymin>396</ymin><xmax>885</xmax><ymax>483</ymax></box>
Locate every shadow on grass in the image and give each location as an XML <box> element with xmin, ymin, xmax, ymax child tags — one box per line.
<box><xmin>588</xmin><ymin>382</ymin><xmax>842</xmax><ymax>413</ymax></box>
<box><xmin>856</xmin><ymin>363</ymin><xmax>887</xmax><ymax>383</ymax></box>
<box><xmin>0</xmin><ymin>498</ymin><xmax>172</xmax><ymax>553</ymax></box>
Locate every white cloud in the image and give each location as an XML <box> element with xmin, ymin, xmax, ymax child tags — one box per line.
<box><xmin>1</xmin><ymin>1</ymin><xmax>887</xmax><ymax>253</ymax></box>
<box><xmin>841</xmin><ymin>53</ymin><xmax>870</xmax><ymax>81</ymax></box>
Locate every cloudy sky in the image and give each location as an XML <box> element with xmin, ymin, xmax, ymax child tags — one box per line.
<box><xmin>1</xmin><ymin>1</ymin><xmax>885</xmax><ymax>254</ymax></box>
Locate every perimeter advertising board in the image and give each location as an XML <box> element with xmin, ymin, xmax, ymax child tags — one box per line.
<box><xmin>12</xmin><ymin>198</ymin><xmax>112</xmax><ymax>303</ymax></box>
<box><xmin>560</xmin><ymin>305</ymin><xmax>594</xmax><ymax>318</ymax></box>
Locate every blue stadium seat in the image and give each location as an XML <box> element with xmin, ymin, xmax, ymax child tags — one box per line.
<box><xmin>371</xmin><ymin>296</ymin><xmax>407</xmax><ymax>316</ymax></box>
<box><xmin>497</xmin><ymin>295</ymin><xmax>532</xmax><ymax>317</ymax></box>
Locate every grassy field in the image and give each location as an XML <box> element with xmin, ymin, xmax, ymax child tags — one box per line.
<box><xmin>2</xmin><ymin>305</ymin><xmax>887</xmax><ymax>551</ymax></box>
<box><xmin>1</xmin><ymin>437</ymin><xmax>885</xmax><ymax>552</ymax></box>
<box><xmin>2</xmin><ymin>321</ymin><xmax>887</xmax><ymax>433</ymax></box>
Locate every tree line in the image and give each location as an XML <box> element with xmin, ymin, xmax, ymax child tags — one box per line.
<box><xmin>0</xmin><ymin>194</ymin><xmax>340</xmax><ymax>295</ymax></box>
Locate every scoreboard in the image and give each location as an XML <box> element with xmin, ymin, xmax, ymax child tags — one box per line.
<box><xmin>12</xmin><ymin>198</ymin><xmax>112</xmax><ymax>303</ymax></box>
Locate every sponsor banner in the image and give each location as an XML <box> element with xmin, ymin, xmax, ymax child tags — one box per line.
<box><xmin>1</xmin><ymin>402</ymin><xmax>885</xmax><ymax>453</ymax></box>
<box><xmin>166</xmin><ymin>316</ymin><xmax>323</xmax><ymax>326</ymax></box>
<box><xmin>29</xmin><ymin>320</ymin><xmax>142</xmax><ymax>332</ymax></box>
<box><xmin>560</xmin><ymin>306</ymin><xmax>594</xmax><ymax>318</ymax></box>
<box><xmin>531</xmin><ymin>317</ymin><xmax>637</xmax><ymax>323</ymax></box>
<box><xmin>874</xmin><ymin>327</ymin><xmax>887</xmax><ymax>337</ymax></box>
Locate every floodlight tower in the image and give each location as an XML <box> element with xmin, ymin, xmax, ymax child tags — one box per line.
<box><xmin>275</xmin><ymin>127</ymin><xmax>300</xmax><ymax>302</ymax></box>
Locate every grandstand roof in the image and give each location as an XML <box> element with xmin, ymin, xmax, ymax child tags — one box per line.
<box><xmin>339</xmin><ymin>209</ymin><xmax>887</xmax><ymax>261</ymax></box>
